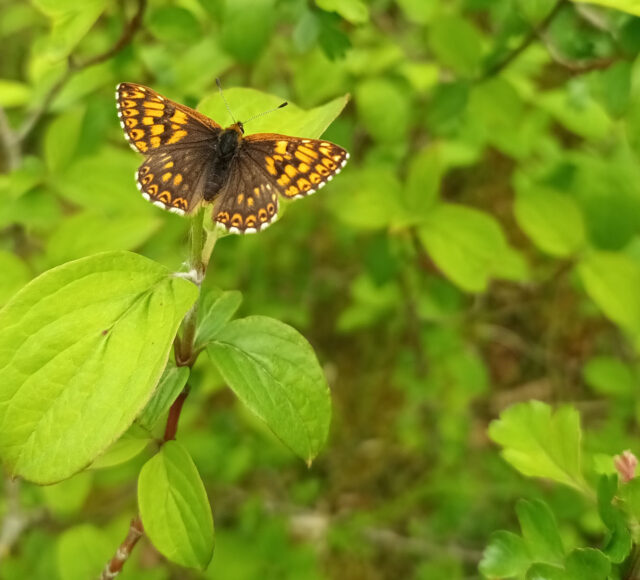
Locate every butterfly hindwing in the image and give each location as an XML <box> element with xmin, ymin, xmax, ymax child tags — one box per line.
<box><xmin>136</xmin><ymin>149</ymin><xmax>210</xmax><ymax>215</ymax></box>
<box><xmin>116</xmin><ymin>82</ymin><xmax>220</xmax><ymax>153</ymax></box>
<box><xmin>212</xmin><ymin>154</ymin><xmax>279</xmax><ymax>233</ymax></box>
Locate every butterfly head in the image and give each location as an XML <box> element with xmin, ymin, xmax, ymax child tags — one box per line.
<box><xmin>229</xmin><ymin>121</ymin><xmax>245</xmax><ymax>135</ymax></box>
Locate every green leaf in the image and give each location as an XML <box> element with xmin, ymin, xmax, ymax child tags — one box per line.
<box><xmin>138</xmin><ymin>440</ymin><xmax>214</xmax><ymax>569</ymax></box>
<box><xmin>195</xmin><ymin>287</ymin><xmax>243</xmax><ymax>348</ymax></box>
<box><xmin>355</xmin><ymin>78</ymin><xmax>411</xmax><ymax>143</ymax></box>
<box><xmin>538</xmin><ymin>90</ymin><xmax>611</xmax><ymax>141</ymax></box>
<box><xmin>207</xmin><ymin>316</ymin><xmax>331</xmax><ymax>464</ymax></box>
<box><xmin>90</xmin><ymin>423</ymin><xmax>151</xmax><ymax>470</ymax></box>
<box><xmin>0</xmin><ymin>79</ymin><xmax>31</xmax><ymax>108</ymax></box>
<box><xmin>564</xmin><ymin>548</ymin><xmax>610</xmax><ymax>580</ymax></box>
<box><xmin>428</xmin><ymin>15</ymin><xmax>484</xmax><ymax>76</ymax></box>
<box><xmin>400</xmin><ymin>146</ymin><xmax>441</xmax><ymax>222</ymax></box>
<box><xmin>595</xmin><ymin>61</ymin><xmax>631</xmax><ymax>118</ymax></box>
<box><xmin>33</xmin><ymin>0</ymin><xmax>107</xmax><ymax>61</ymax></box>
<box><xmin>619</xmin><ymin>477</ymin><xmax>640</xmax><ymax>522</ymax></box>
<box><xmin>582</xmin><ymin>356</ymin><xmax>635</xmax><ymax>396</ymax></box>
<box><xmin>488</xmin><ymin>401</ymin><xmax>588</xmax><ymax>493</ymax></box>
<box><xmin>137</xmin><ymin>364</ymin><xmax>190</xmax><ymax>431</ymax></box>
<box><xmin>220</xmin><ymin>0</ymin><xmax>275</xmax><ymax>63</ymax></box>
<box><xmin>56</xmin><ymin>524</ymin><xmax>111</xmax><ymax>580</ymax></box>
<box><xmin>417</xmin><ymin>203</ymin><xmax>513</xmax><ymax>293</ymax></box>
<box><xmin>0</xmin><ymin>250</ymin><xmax>30</xmax><ymax>305</ymax></box>
<box><xmin>571</xmin><ymin>0</ymin><xmax>640</xmax><ymax>16</ymax></box>
<box><xmin>480</xmin><ymin>531</ymin><xmax>530</xmax><ymax>578</ymax></box>
<box><xmin>199</xmin><ymin>88</ymin><xmax>348</xmax><ymax>140</ymax></box>
<box><xmin>45</xmin><ymin>210</ymin><xmax>161</xmax><ymax>267</ymax></box>
<box><xmin>0</xmin><ymin>251</ymin><xmax>198</xmax><ymax>483</ymax></box>
<box><xmin>316</xmin><ymin>0</ymin><xmax>369</xmax><ymax>24</ymax></box>
<box><xmin>147</xmin><ymin>6</ymin><xmax>200</xmax><ymax>42</ymax></box>
<box><xmin>326</xmin><ymin>166</ymin><xmax>403</xmax><ymax>230</ymax></box>
<box><xmin>41</xmin><ymin>472</ymin><xmax>92</xmax><ymax>516</ymax></box>
<box><xmin>514</xmin><ymin>183</ymin><xmax>585</xmax><ymax>257</ymax></box>
<box><xmin>516</xmin><ymin>499</ymin><xmax>565</xmax><ymax>564</ymax></box>
<box><xmin>577</xmin><ymin>251</ymin><xmax>640</xmax><ymax>333</ymax></box>
<box><xmin>44</xmin><ymin>108</ymin><xmax>84</xmax><ymax>174</ymax></box>
<box><xmin>526</xmin><ymin>563</ymin><xmax>568</xmax><ymax>580</ymax></box>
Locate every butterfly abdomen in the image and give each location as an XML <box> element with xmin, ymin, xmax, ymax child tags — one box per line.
<box><xmin>203</xmin><ymin>128</ymin><xmax>241</xmax><ymax>202</ymax></box>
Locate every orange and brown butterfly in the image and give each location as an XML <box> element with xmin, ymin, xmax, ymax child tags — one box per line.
<box><xmin>115</xmin><ymin>82</ymin><xmax>349</xmax><ymax>234</ymax></box>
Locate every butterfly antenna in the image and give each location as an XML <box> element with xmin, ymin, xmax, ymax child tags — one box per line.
<box><xmin>242</xmin><ymin>101</ymin><xmax>288</xmax><ymax>126</ymax></box>
<box><xmin>216</xmin><ymin>78</ymin><xmax>237</xmax><ymax>124</ymax></box>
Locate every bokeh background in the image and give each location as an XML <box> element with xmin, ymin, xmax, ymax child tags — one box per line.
<box><xmin>2</xmin><ymin>0</ymin><xmax>640</xmax><ymax>578</ymax></box>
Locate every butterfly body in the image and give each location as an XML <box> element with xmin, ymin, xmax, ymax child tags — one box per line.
<box><xmin>116</xmin><ymin>83</ymin><xmax>349</xmax><ymax>234</ymax></box>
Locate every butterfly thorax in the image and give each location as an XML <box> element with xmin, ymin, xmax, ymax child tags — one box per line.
<box><xmin>203</xmin><ymin>126</ymin><xmax>243</xmax><ymax>202</ymax></box>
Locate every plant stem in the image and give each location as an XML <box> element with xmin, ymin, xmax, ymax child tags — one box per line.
<box><xmin>99</xmin><ymin>516</ymin><xmax>144</xmax><ymax>580</ymax></box>
<box><xmin>480</xmin><ymin>0</ymin><xmax>569</xmax><ymax>80</ymax></box>
<box><xmin>101</xmin><ymin>211</ymin><xmax>218</xmax><ymax>577</ymax></box>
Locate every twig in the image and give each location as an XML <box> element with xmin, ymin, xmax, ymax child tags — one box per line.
<box><xmin>99</xmin><ymin>516</ymin><xmax>144</xmax><ymax>580</ymax></box>
<box><xmin>98</xmin><ymin>207</ymin><xmax>217</xmax><ymax>578</ymax></box>
<box><xmin>163</xmin><ymin>388</ymin><xmax>190</xmax><ymax>442</ymax></box>
<box><xmin>17</xmin><ymin>0</ymin><xmax>147</xmax><ymax>144</ymax></box>
<box><xmin>0</xmin><ymin>478</ymin><xmax>43</xmax><ymax>560</ymax></box>
<box><xmin>480</xmin><ymin>0</ymin><xmax>569</xmax><ymax>80</ymax></box>
<box><xmin>0</xmin><ymin>107</ymin><xmax>20</xmax><ymax>172</ymax></box>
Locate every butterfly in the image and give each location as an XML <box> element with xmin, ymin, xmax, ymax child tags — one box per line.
<box><xmin>115</xmin><ymin>82</ymin><xmax>349</xmax><ymax>234</ymax></box>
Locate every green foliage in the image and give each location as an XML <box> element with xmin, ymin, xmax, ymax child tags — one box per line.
<box><xmin>207</xmin><ymin>316</ymin><xmax>331</xmax><ymax>464</ymax></box>
<box><xmin>0</xmin><ymin>251</ymin><xmax>197</xmax><ymax>483</ymax></box>
<box><xmin>138</xmin><ymin>441</ymin><xmax>214</xmax><ymax>569</ymax></box>
<box><xmin>5</xmin><ymin>0</ymin><xmax>640</xmax><ymax>577</ymax></box>
<box><xmin>489</xmin><ymin>402</ymin><xmax>588</xmax><ymax>494</ymax></box>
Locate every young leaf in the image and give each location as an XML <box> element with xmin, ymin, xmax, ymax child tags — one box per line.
<box><xmin>316</xmin><ymin>0</ymin><xmax>369</xmax><ymax>24</ymax></box>
<box><xmin>488</xmin><ymin>401</ymin><xmax>589</xmax><ymax>494</ymax></box>
<box><xmin>138</xmin><ymin>441</ymin><xmax>214</xmax><ymax>570</ymax></box>
<box><xmin>90</xmin><ymin>423</ymin><xmax>151</xmax><ymax>470</ymax></box>
<box><xmin>195</xmin><ymin>288</ymin><xmax>242</xmax><ymax>347</ymax></box>
<box><xmin>137</xmin><ymin>364</ymin><xmax>190</xmax><ymax>431</ymax></box>
<box><xmin>526</xmin><ymin>563</ymin><xmax>568</xmax><ymax>580</ymax></box>
<box><xmin>207</xmin><ymin>316</ymin><xmax>331</xmax><ymax>464</ymax></box>
<box><xmin>516</xmin><ymin>499</ymin><xmax>565</xmax><ymax>564</ymax></box>
<box><xmin>564</xmin><ymin>548</ymin><xmax>610</xmax><ymax>580</ymax></box>
<box><xmin>0</xmin><ymin>251</ymin><xmax>198</xmax><ymax>484</ymax></box>
<box><xmin>198</xmin><ymin>88</ymin><xmax>349</xmax><ymax>140</ymax></box>
<box><xmin>479</xmin><ymin>531</ymin><xmax>530</xmax><ymax>578</ymax></box>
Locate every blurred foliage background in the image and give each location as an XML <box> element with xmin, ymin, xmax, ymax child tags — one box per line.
<box><xmin>4</xmin><ymin>0</ymin><xmax>640</xmax><ymax>578</ymax></box>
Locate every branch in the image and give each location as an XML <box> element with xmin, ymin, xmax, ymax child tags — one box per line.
<box><xmin>480</xmin><ymin>0</ymin><xmax>569</xmax><ymax>80</ymax></box>
<box><xmin>17</xmin><ymin>0</ymin><xmax>147</xmax><ymax>143</ymax></box>
<box><xmin>99</xmin><ymin>516</ymin><xmax>144</xmax><ymax>580</ymax></box>
<box><xmin>99</xmin><ymin>212</ymin><xmax>217</xmax><ymax>578</ymax></box>
<box><xmin>0</xmin><ymin>107</ymin><xmax>20</xmax><ymax>172</ymax></box>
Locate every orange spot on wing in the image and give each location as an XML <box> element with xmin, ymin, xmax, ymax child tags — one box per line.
<box><xmin>166</xmin><ymin>130</ymin><xmax>187</xmax><ymax>145</ymax></box>
<box><xmin>170</xmin><ymin>110</ymin><xmax>188</xmax><ymax>124</ymax></box>
<box><xmin>129</xmin><ymin>128</ymin><xmax>144</xmax><ymax>140</ymax></box>
<box><xmin>150</xmin><ymin>124</ymin><xmax>165</xmax><ymax>135</ymax></box>
<box><xmin>275</xmin><ymin>141</ymin><xmax>288</xmax><ymax>155</ymax></box>
<box><xmin>298</xmin><ymin>145</ymin><xmax>319</xmax><ymax>159</ymax></box>
<box><xmin>163</xmin><ymin>161</ymin><xmax>174</xmax><ymax>169</ymax></box>
<box><xmin>285</xmin><ymin>165</ymin><xmax>298</xmax><ymax>178</ymax></box>
<box><xmin>162</xmin><ymin>173</ymin><xmax>172</xmax><ymax>182</ymax></box>
<box><xmin>173</xmin><ymin>174</ymin><xmax>183</xmax><ymax>186</ymax></box>
<box><xmin>143</xmin><ymin>101</ymin><xmax>164</xmax><ymax>110</ymax></box>
<box><xmin>150</xmin><ymin>136</ymin><xmax>161</xmax><ymax>148</ymax></box>
<box><xmin>136</xmin><ymin>140</ymin><xmax>148</xmax><ymax>152</ymax></box>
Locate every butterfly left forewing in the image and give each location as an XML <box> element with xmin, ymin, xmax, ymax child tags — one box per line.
<box><xmin>116</xmin><ymin>82</ymin><xmax>220</xmax><ymax>153</ymax></box>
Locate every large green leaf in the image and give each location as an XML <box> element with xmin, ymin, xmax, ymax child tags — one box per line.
<box><xmin>0</xmin><ymin>251</ymin><xmax>198</xmax><ymax>483</ymax></box>
<box><xmin>516</xmin><ymin>499</ymin><xmax>565</xmax><ymax>564</ymax></box>
<box><xmin>138</xmin><ymin>441</ymin><xmax>214</xmax><ymax>570</ymax></box>
<box><xmin>480</xmin><ymin>531</ymin><xmax>530</xmax><ymax>578</ymax></box>
<box><xmin>207</xmin><ymin>316</ymin><xmax>331</xmax><ymax>464</ymax></box>
<box><xmin>564</xmin><ymin>548</ymin><xmax>610</xmax><ymax>580</ymax></box>
<box><xmin>198</xmin><ymin>88</ymin><xmax>348</xmax><ymax>140</ymax></box>
<box><xmin>488</xmin><ymin>401</ymin><xmax>589</xmax><ymax>494</ymax></box>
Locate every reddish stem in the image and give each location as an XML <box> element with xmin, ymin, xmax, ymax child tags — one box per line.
<box><xmin>99</xmin><ymin>516</ymin><xmax>144</xmax><ymax>580</ymax></box>
<box><xmin>163</xmin><ymin>389</ymin><xmax>189</xmax><ymax>442</ymax></box>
